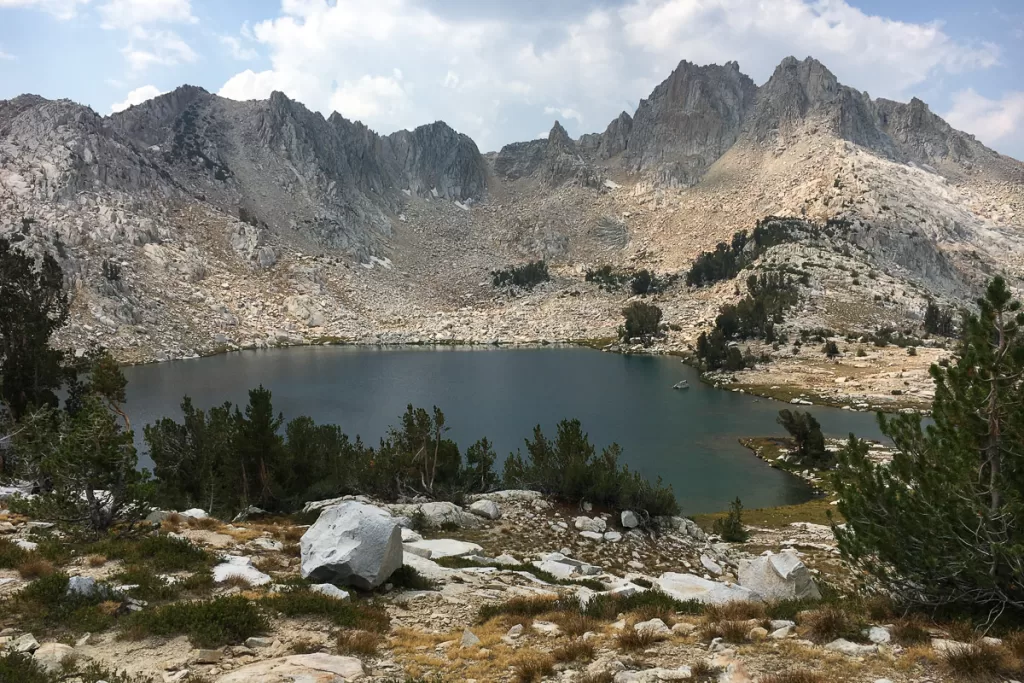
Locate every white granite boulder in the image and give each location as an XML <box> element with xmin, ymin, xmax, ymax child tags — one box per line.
<box><xmin>738</xmin><ymin>552</ymin><xmax>821</xmax><ymax>601</ymax></box>
<box><xmin>574</xmin><ymin>516</ymin><xmax>607</xmax><ymax>533</ymax></box>
<box><xmin>216</xmin><ymin>654</ymin><xmax>365</xmax><ymax>682</ymax></box>
<box><xmin>655</xmin><ymin>572</ymin><xmax>761</xmax><ymax>604</ymax></box>
<box><xmin>213</xmin><ymin>556</ymin><xmax>272</xmax><ymax>586</ymax></box>
<box><xmin>469</xmin><ymin>499</ymin><xmax>501</xmax><ymax>520</ymax></box>
<box><xmin>621</xmin><ymin>510</ymin><xmax>640</xmax><ymax>528</ymax></box>
<box><xmin>403</xmin><ymin>538</ymin><xmax>483</xmax><ymax>559</ymax></box>
<box><xmin>300</xmin><ymin>501</ymin><xmax>403</xmax><ymax>590</ymax></box>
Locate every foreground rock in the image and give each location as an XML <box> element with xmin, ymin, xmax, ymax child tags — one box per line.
<box><xmin>738</xmin><ymin>552</ymin><xmax>821</xmax><ymax>601</ymax></box>
<box><xmin>216</xmin><ymin>654</ymin><xmax>365</xmax><ymax>682</ymax></box>
<box><xmin>655</xmin><ymin>572</ymin><xmax>760</xmax><ymax>604</ymax></box>
<box><xmin>300</xmin><ymin>501</ymin><xmax>403</xmax><ymax>589</ymax></box>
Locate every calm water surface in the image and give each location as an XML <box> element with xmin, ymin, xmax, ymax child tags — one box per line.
<box><xmin>122</xmin><ymin>347</ymin><xmax>886</xmax><ymax>515</ymax></box>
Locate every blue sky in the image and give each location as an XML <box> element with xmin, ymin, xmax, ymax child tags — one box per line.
<box><xmin>0</xmin><ymin>0</ymin><xmax>1021</xmax><ymax>159</ymax></box>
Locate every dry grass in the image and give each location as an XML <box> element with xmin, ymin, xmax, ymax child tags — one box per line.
<box><xmin>940</xmin><ymin>641</ymin><xmax>1021</xmax><ymax>682</ymax></box>
<box><xmin>17</xmin><ymin>558</ymin><xmax>55</xmax><ymax>579</ymax></box>
<box><xmin>759</xmin><ymin>672</ymin><xmax>825</xmax><ymax>683</ymax></box>
<box><xmin>703</xmin><ymin>601</ymin><xmax>766</xmax><ymax>622</ymax></box>
<box><xmin>85</xmin><ymin>555</ymin><xmax>108</xmax><ymax>568</ymax></box>
<box><xmin>336</xmin><ymin>629</ymin><xmax>381</xmax><ymax>656</ymax></box>
<box><xmin>690</xmin><ymin>661</ymin><xmax>724</xmax><ymax>683</ymax></box>
<box><xmin>945</xmin><ymin>619</ymin><xmax>977</xmax><ymax>643</ymax></box>
<box><xmin>890</xmin><ymin>616</ymin><xmax>930</xmax><ymax>645</ymax></box>
<box><xmin>290</xmin><ymin>638</ymin><xmax>322</xmax><ymax>654</ymax></box>
<box><xmin>700</xmin><ymin>620</ymin><xmax>750</xmax><ymax>644</ymax></box>
<box><xmin>274</xmin><ymin>526</ymin><xmax>304</xmax><ymax>543</ymax></box>
<box><xmin>578</xmin><ymin>673</ymin><xmax>614</xmax><ymax>683</ymax></box>
<box><xmin>800</xmin><ymin>606</ymin><xmax>864</xmax><ymax>644</ymax></box>
<box><xmin>553</xmin><ymin>612</ymin><xmax>598</xmax><ymax>637</ymax></box>
<box><xmin>1004</xmin><ymin>631</ymin><xmax>1024</xmax><ymax>659</ymax></box>
<box><xmin>221</xmin><ymin>575</ymin><xmax>254</xmax><ymax>590</ymax></box>
<box><xmin>189</xmin><ymin>517</ymin><xmax>221</xmax><ymax>531</ymax></box>
<box><xmin>513</xmin><ymin>652</ymin><xmax>554</xmax><ymax>683</ymax></box>
<box><xmin>552</xmin><ymin>638</ymin><xmax>595</xmax><ymax>663</ymax></box>
<box><xmin>615</xmin><ymin>624</ymin><xmax>658</xmax><ymax>651</ymax></box>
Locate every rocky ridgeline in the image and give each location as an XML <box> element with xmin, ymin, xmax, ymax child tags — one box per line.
<box><xmin>0</xmin><ymin>56</ymin><xmax>1021</xmax><ymax>414</ymax></box>
<box><xmin>0</xmin><ymin>490</ymin><xmax>997</xmax><ymax>682</ymax></box>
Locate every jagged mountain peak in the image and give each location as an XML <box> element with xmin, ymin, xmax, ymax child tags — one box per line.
<box><xmin>548</xmin><ymin>120</ymin><xmax>574</xmax><ymax>149</ymax></box>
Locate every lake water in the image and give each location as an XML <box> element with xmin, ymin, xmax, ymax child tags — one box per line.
<box><xmin>121</xmin><ymin>346</ymin><xmax>886</xmax><ymax>515</ymax></box>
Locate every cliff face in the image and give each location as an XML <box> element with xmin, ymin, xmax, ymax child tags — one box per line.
<box><xmin>1</xmin><ymin>55</ymin><xmax>1021</xmax><ymax>364</ymax></box>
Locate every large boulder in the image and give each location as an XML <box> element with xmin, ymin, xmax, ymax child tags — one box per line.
<box><xmin>655</xmin><ymin>572</ymin><xmax>761</xmax><ymax>604</ymax></box>
<box><xmin>738</xmin><ymin>553</ymin><xmax>821</xmax><ymax>601</ymax></box>
<box><xmin>32</xmin><ymin>643</ymin><xmax>75</xmax><ymax>673</ymax></box>
<box><xmin>300</xmin><ymin>501</ymin><xmax>403</xmax><ymax>589</ymax></box>
<box><xmin>469</xmin><ymin>499</ymin><xmax>501</xmax><ymax>520</ymax></box>
<box><xmin>216</xmin><ymin>654</ymin><xmax>365</xmax><ymax>682</ymax></box>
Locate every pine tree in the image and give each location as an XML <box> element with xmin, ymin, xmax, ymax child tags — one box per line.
<box><xmin>0</xmin><ymin>238</ymin><xmax>69</xmax><ymax>420</ymax></box>
<box><xmin>833</xmin><ymin>277</ymin><xmax>1024</xmax><ymax>616</ymax></box>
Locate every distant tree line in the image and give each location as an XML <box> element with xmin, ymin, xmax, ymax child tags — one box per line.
<box><xmin>492</xmin><ymin>260</ymin><xmax>550</xmax><ymax>290</ymax></box>
<box><xmin>685</xmin><ymin>218</ymin><xmax>800</xmax><ymax>287</ymax></box>
<box><xmin>695</xmin><ymin>273</ymin><xmax>798</xmax><ymax>370</ymax></box>
<box><xmin>586</xmin><ymin>265</ymin><xmax>675</xmax><ymax>296</ymax></box>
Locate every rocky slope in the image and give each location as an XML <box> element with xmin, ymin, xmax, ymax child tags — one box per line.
<box><xmin>0</xmin><ymin>56</ymin><xmax>1021</xmax><ymax>397</ymax></box>
<box><xmin>0</xmin><ymin>489</ymin><xmax>1002</xmax><ymax>682</ymax></box>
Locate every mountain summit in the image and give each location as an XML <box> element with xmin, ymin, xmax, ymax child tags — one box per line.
<box><xmin>0</xmin><ymin>55</ymin><xmax>1021</xmax><ymax>362</ymax></box>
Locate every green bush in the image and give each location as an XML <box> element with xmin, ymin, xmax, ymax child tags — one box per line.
<box><xmin>492</xmin><ymin>261</ymin><xmax>550</xmax><ymax>290</ymax></box>
<box><xmin>89</xmin><ymin>534</ymin><xmax>212</xmax><ymax>573</ymax></box>
<box><xmin>0</xmin><ymin>651</ymin><xmax>151</xmax><ymax>683</ymax></box>
<box><xmin>121</xmin><ymin>595</ymin><xmax>269</xmax><ymax>648</ymax></box>
<box><xmin>619</xmin><ymin>301</ymin><xmax>663</xmax><ymax>345</ymax></box>
<box><xmin>15</xmin><ymin>572</ymin><xmax>117</xmax><ymax>634</ymax></box>
<box><xmin>712</xmin><ymin>498</ymin><xmax>749</xmax><ymax>542</ymax></box>
<box><xmin>502</xmin><ymin>419</ymin><xmax>677</xmax><ymax>518</ymax></box>
<box><xmin>263</xmin><ymin>589</ymin><xmax>390</xmax><ymax>631</ymax></box>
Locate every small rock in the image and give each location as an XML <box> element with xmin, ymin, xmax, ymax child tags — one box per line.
<box><xmin>193</xmin><ymin>649</ymin><xmax>223</xmax><ymax>664</ymax></box>
<box><xmin>12</xmin><ymin>633</ymin><xmax>39</xmax><ymax>653</ymax></box>
<box><xmin>769</xmin><ymin>625</ymin><xmax>794</xmax><ymax>639</ymax></box>
<box><xmin>604</xmin><ymin>531</ymin><xmax>623</xmax><ymax>542</ymax></box>
<box><xmin>460</xmin><ymin>628</ymin><xmax>481</xmax><ymax>648</ymax></box>
<box><xmin>825</xmin><ymin>638</ymin><xmax>878</xmax><ymax>656</ymax></box>
<box><xmin>32</xmin><ymin>643</ymin><xmax>75</xmax><ymax>673</ymax></box>
<box><xmin>634</xmin><ymin>618</ymin><xmax>671</xmax><ymax>638</ymax></box>
<box><xmin>671</xmin><ymin>622</ymin><xmax>697</xmax><ymax>636</ymax></box>
<box><xmin>866</xmin><ymin>626</ymin><xmax>891</xmax><ymax>644</ymax></box>
<box><xmin>244</xmin><ymin>637</ymin><xmax>275</xmax><ymax>648</ymax></box>
<box><xmin>66</xmin><ymin>576</ymin><xmax>98</xmax><ymax>597</ymax></box>
<box><xmin>574</xmin><ymin>516</ymin><xmax>606</xmax><ymax>533</ymax></box>
<box><xmin>532</xmin><ymin>621</ymin><xmax>561</xmax><ymax>637</ymax></box>
<box><xmin>621</xmin><ymin>510</ymin><xmax>640</xmax><ymax>528</ymax></box>
<box><xmin>309</xmin><ymin>584</ymin><xmax>350</xmax><ymax>601</ymax></box>
<box><xmin>748</xmin><ymin>626</ymin><xmax>768</xmax><ymax>641</ymax></box>
<box><xmin>506</xmin><ymin>624</ymin><xmax>523</xmax><ymax>639</ymax></box>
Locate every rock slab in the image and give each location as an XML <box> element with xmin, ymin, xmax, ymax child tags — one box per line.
<box><xmin>216</xmin><ymin>654</ymin><xmax>365</xmax><ymax>682</ymax></box>
<box><xmin>655</xmin><ymin>572</ymin><xmax>760</xmax><ymax>604</ymax></box>
<box><xmin>737</xmin><ymin>553</ymin><xmax>821</xmax><ymax>601</ymax></box>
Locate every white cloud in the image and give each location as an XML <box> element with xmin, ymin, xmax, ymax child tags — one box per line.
<box><xmin>329</xmin><ymin>75</ymin><xmax>407</xmax><ymax>122</ymax></box>
<box><xmin>98</xmin><ymin>0</ymin><xmax>194</xmax><ymax>29</ymax></box>
<box><xmin>945</xmin><ymin>89</ymin><xmax>1024</xmax><ymax>160</ymax></box>
<box><xmin>110</xmin><ymin>84</ymin><xmax>164</xmax><ymax>112</ymax></box>
<box><xmin>122</xmin><ymin>27</ymin><xmax>197</xmax><ymax>72</ymax></box>
<box><xmin>544</xmin><ymin>106</ymin><xmax>582</xmax><ymax>123</ymax></box>
<box><xmin>215</xmin><ymin>0</ymin><xmax>1005</xmax><ymax>152</ymax></box>
<box><xmin>220</xmin><ymin>35</ymin><xmax>257</xmax><ymax>61</ymax></box>
<box><xmin>0</xmin><ymin>0</ymin><xmax>87</xmax><ymax>20</ymax></box>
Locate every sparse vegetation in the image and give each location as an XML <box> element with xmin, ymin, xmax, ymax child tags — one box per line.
<box><xmin>492</xmin><ymin>260</ymin><xmax>550</xmax><ymax>290</ymax></box>
<box><xmin>121</xmin><ymin>595</ymin><xmax>269</xmax><ymax>648</ymax></box>
<box><xmin>712</xmin><ymin>497</ymin><xmax>748</xmax><ymax>542</ymax></box>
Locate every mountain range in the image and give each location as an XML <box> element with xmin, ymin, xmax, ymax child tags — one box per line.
<box><xmin>1</xmin><ymin>55</ymin><xmax>1022</xmax><ymax>363</ymax></box>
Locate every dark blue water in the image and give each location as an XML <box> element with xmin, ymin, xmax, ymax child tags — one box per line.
<box><xmin>121</xmin><ymin>346</ymin><xmax>885</xmax><ymax>514</ymax></box>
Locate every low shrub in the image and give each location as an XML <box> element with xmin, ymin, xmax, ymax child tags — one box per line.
<box><xmin>336</xmin><ymin>629</ymin><xmax>381</xmax><ymax>656</ymax></box>
<box><xmin>513</xmin><ymin>651</ymin><xmax>554</xmax><ymax>683</ymax></box>
<box><xmin>263</xmin><ymin>589</ymin><xmax>389</xmax><ymax>632</ymax></box>
<box><xmin>800</xmin><ymin>606</ymin><xmax>866</xmax><ymax>644</ymax></box>
<box><xmin>17</xmin><ymin>558</ymin><xmax>55</xmax><ymax>580</ymax></box>
<box><xmin>121</xmin><ymin>595</ymin><xmax>269</xmax><ymax>648</ymax></box>
<box><xmin>699</xmin><ymin>619</ymin><xmax>750</xmax><ymax>643</ymax></box>
<box><xmin>478</xmin><ymin>596</ymin><xmax>559</xmax><ymax>623</ymax></box>
<box><xmin>615</xmin><ymin>625</ymin><xmax>657</xmax><ymax>651</ymax></box>
<box><xmin>0</xmin><ymin>538</ymin><xmax>28</xmax><ymax>568</ymax></box>
<box><xmin>15</xmin><ymin>572</ymin><xmax>116</xmax><ymax>634</ymax></box>
<box><xmin>0</xmin><ymin>651</ymin><xmax>150</xmax><ymax>683</ymax></box>
<box><xmin>109</xmin><ymin>567</ymin><xmax>180</xmax><ymax>602</ymax></box>
<box><xmin>712</xmin><ymin>498</ymin><xmax>748</xmax><ymax>542</ymax></box>
<box><xmin>582</xmin><ymin>590</ymin><xmax>702</xmax><ymax>621</ymax></box>
<box><xmin>89</xmin><ymin>534</ymin><xmax>212</xmax><ymax>573</ymax></box>
<box><xmin>387</xmin><ymin>566</ymin><xmax>435</xmax><ymax>591</ymax></box>
<box><xmin>691</xmin><ymin>661</ymin><xmax>724</xmax><ymax>683</ymax></box>
<box><xmin>890</xmin><ymin>616</ymin><xmax>931</xmax><ymax>645</ymax></box>
<box><xmin>759</xmin><ymin>673</ymin><xmax>824</xmax><ymax>683</ymax></box>
<box><xmin>492</xmin><ymin>261</ymin><xmax>550</xmax><ymax>290</ymax></box>
<box><xmin>939</xmin><ymin>641</ymin><xmax>1021</xmax><ymax>681</ymax></box>
<box><xmin>552</xmin><ymin>638</ymin><xmax>595</xmax><ymax>662</ymax></box>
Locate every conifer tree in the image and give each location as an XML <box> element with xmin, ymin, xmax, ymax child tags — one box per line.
<box><xmin>834</xmin><ymin>277</ymin><xmax>1024</xmax><ymax>616</ymax></box>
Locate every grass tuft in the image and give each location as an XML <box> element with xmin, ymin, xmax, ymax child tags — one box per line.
<box><xmin>800</xmin><ymin>606</ymin><xmax>865</xmax><ymax>644</ymax></box>
<box><xmin>17</xmin><ymin>558</ymin><xmax>55</xmax><ymax>580</ymax></box>
<box><xmin>615</xmin><ymin>624</ymin><xmax>658</xmax><ymax>651</ymax></box>
<box><xmin>700</xmin><ymin>619</ymin><xmax>750</xmax><ymax>643</ymax></box>
<box><xmin>336</xmin><ymin>629</ymin><xmax>381</xmax><ymax>656</ymax></box>
<box><xmin>940</xmin><ymin>641</ymin><xmax>1021</xmax><ymax>682</ymax></box>
<box><xmin>513</xmin><ymin>652</ymin><xmax>554</xmax><ymax>683</ymax></box>
<box><xmin>890</xmin><ymin>616</ymin><xmax>931</xmax><ymax>645</ymax></box>
<box><xmin>552</xmin><ymin>638</ymin><xmax>595</xmax><ymax>663</ymax></box>
<box><xmin>691</xmin><ymin>661</ymin><xmax>724</xmax><ymax>683</ymax></box>
<box><xmin>759</xmin><ymin>672</ymin><xmax>825</xmax><ymax>683</ymax></box>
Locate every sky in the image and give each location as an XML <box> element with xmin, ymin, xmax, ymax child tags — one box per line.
<box><xmin>0</xmin><ymin>0</ymin><xmax>1021</xmax><ymax>159</ymax></box>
